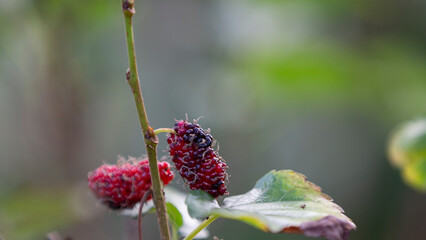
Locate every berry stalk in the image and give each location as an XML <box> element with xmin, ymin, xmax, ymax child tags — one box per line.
<box><xmin>154</xmin><ymin>128</ymin><xmax>177</xmax><ymax>135</ymax></box>
<box><xmin>183</xmin><ymin>215</ymin><xmax>219</xmax><ymax>240</ymax></box>
<box><xmin>121</xmin><ymin>1</ymin><xmax>171</xmax><ymax>239</ymax></box>
<box><xmin>138</xmin><ymin>189</ymin><xmax>153</xmax><ymax>240</ymax></box>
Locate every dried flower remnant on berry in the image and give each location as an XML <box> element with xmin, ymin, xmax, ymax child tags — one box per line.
<box><xmin>88</xmin><ymin>157</ymin><xmax>174</xmax><ymax>209</ymax></box>
<box><xmin>167</xmin><ymin>119</ymin><xmax>228</xmax><ymax>198</ymax></box>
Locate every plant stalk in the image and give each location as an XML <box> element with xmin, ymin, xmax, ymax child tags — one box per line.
<box><xmin>154</xmin><ymin>128</ymin><xmax>177</xmax><ymax>135</ymax></box>
<box><xmin>138</xmin><ymin>189</ymin><xmax>153</xmax><ymax>240</ymax></box>
<box><xmin>121</xmin><ymin>1</ymin><xmax>171</xmax><ymax>239</ymax></box>
<box><xmin>183</xmin><ymin>215</ymin><xmax>219</xmax><ymax>240</ymax></box>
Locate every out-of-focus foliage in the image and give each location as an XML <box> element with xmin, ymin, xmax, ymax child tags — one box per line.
<box><xmin>0</xmin><ymin>186</ymin><xmax>92</xmax><ymax>240</ymax></box>
<box><xmin>402</xmin><ymin>157</ymin><xmax>426</xmax><ymax>192</ymax></box>
<box><xmin>230</xmin><ymin>41</ymin><xmax>426</xmax><ymax>118</ymax></box>
<box><xmin>217</xmin><ymin>0</ymin><xmax>426</xmax><ymax>119</ymax></box>
<box><xmin>388</xmin><ymin>119</ymin><xmax>426</xmax><ymax>191</ymax></box>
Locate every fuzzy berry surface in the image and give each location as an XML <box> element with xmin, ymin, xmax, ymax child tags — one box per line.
<box><xmin>167</xmin><ymin>120</ymin><xmax>228</xmax><ymax>198</ymax></box>
<box><xmin>88</xmin><ymin>158</ymin><xmax>174</xmax><ymax>209</ymax></box>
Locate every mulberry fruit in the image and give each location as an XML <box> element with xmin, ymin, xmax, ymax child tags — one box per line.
<box><xmin>167</xmin><ymin>120</ymin><xmax>228</xmax><ymax>198</ymax></box>
<box><xmin>88</xmin><ymin>157</ymin><xmax>174</xmax><ymax>209</ymax></box>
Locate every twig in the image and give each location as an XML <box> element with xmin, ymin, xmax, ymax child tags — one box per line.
<box><xmin>138</xmin><ymin>189</ymin><xmax>153</xmax><ymax>240</ymax></box>
<box><xmin>121</xmin><ymin>1</ymin><xmax>171</xmax><ymax>239</ymax></box>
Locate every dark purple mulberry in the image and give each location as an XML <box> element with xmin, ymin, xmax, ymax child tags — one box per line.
<box><xmin>167</xmin><ymin>120</ymin><xmax>228</xmax><ymax>198</ymax></box>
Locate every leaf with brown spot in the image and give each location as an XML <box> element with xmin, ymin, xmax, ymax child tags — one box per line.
<box><xmin>186</xmin><ymin>170</ymin><xmax>356</xmax><ymax>240</ymax></box>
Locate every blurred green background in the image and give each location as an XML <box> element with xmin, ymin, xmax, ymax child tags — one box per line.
<box><xmin>1</xmin><ymin>0</ymin><xmax>425</xmax><ymax>239</ymax></box>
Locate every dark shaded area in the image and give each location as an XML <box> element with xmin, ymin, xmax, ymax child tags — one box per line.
<box><xmin>300</xmin><ymin>216</ymin><xmax>355</xmax><ymax>240</ymax></box>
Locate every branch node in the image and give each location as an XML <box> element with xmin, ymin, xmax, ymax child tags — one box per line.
<box><xmin>122</xmin><ymin>0</ymin><xmax>135</xmax><ymax>16</ymax></box>
<box><xmin>144</xmin><ymin>126</ymin><xmax>158</xmax><ymax>142</ymax></box>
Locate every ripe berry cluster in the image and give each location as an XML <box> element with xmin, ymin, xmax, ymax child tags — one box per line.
<box><xmin>88</xmin><ymin>158</ymin><xmax>174</xmax><ymax>209</ymax></box>
<box><xmin>167</xmin><ymin>120</ymin><xmax>228</xmax><ymax>198</ymax></box>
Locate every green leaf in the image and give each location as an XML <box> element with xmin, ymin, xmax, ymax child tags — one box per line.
<box><xmin>388</xmin><ymin>118</ymin><xmax>426</xmax><ymax>168</ymax></box>
<box><xmin>166</xmin><ymin>202</ymin><xmax>183</xmax><ymax>228</ymax></box>
<box><xmin>402</xmin><ymin>157</ymin><xmax>426</xmax><ymax>192</ymax></box>
<box><xmin>121</xmin><ymin>187</ymin><xmax>209</xmax><ymax>239</ymax></box>
<box><xmin>388</xmin><ymin>118</ymin><xmax>426</xmax><ymax>192</ymax></box>
<box><xmin>186</xmin><ymin>170</ymin><xmax>356</xmax><ymax>240</ymax></box>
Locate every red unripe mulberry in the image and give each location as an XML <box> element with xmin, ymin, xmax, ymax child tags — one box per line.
<box><xmin>167</xmin><ymin>120</ymin><xmax>228</xmax><ymax>198</ymax></box>
<box><xmin>88</xmin><ymin>157</ymin><xmax>174</xmax><ymax>209</ymax></box>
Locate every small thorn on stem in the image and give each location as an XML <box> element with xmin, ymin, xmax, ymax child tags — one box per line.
<box><xmin>138</xmin><ymin>189</ymin><xmax>153</xmax><ymax>240</ymax></box>
<box><xmin>126</xmin><ymin>68</ymin><xmax>131</xmax><ymax>82</ymax></box>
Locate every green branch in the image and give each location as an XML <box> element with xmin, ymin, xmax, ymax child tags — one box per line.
<box><xmin>183</xmin><ymin>215</ymin><xmax>219</xmax><ymax>240</ymax></box>
<box><xmin>121</xmin><ymin>1</ymin><xmax>171</xmax><ymax>239</ymax></box>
